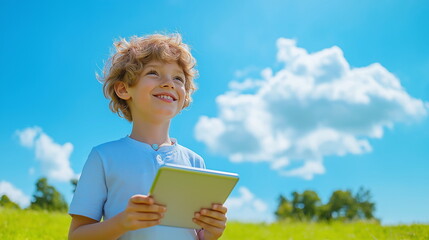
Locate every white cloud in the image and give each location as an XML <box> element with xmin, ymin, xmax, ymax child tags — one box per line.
<box><xmin>16</xmin><ymin>126</ymin><xmax>77</xmax><ymax>182</ymax></box>
<box><xmin>0</xmin><ymin>181</ymin><xmax>31</xmax><ymax>208</ymax></box>
<box><xmin>15</xmin><ymin>126</ymin><xmax>41</xmax><ymax>148</ymax></box>
<box><xmin>225</xmin><ymin>187</ymin><xmax>273</xmax><ymax>222</ymax></box>
<box><xmin>233</xmin><ymin>66</ymin><xmax>261</xmax><ymax>79</ymax></box>
<box><xmin>281</xmin><ymin>160</ymin><xmax>325</xmax><ymax>180</ymax></box>
<box><xmin>195</xmin><ymin>38</ymin><xmax>428</xmax><ymax>180</ymax></box>
<box><xmin>229</xmin><ymin>78</ymin><xmax>264</xmax><ymax>91</ymax></box>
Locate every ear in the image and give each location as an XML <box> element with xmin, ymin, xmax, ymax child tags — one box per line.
<box><xmin>114</xmin><ymin>82</ymin><xmax>131</xmax><ymax>100</ymax></box>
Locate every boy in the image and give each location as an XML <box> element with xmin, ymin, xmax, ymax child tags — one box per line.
<box><xmin>68</xmin><ymin>33</ymin><xmax>227</xmax><ymax>240</ymax></box>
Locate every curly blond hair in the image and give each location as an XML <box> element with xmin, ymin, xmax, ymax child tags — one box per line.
<box><xmin>99</xmin><ymin>33</ymin><xmax>198</xmax><ymax>121</ymax></box>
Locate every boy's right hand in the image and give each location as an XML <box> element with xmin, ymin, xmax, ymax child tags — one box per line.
<box><xmin>118</xmin><ymin>194</ymin><xmax>166</xmax><ymax>231</ymax></box>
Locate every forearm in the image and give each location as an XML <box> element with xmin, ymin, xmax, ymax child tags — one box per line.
<box><xmin>69</xmin><ymin>215</ymin><xmax>126</xmax><ymax>240</ymax></box>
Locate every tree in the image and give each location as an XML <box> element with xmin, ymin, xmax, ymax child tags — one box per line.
<box><xmin>301</xmin><ymin>190</ymin><xmax>321</xmax><ymax>220</ymax></box>
<box><xmin>327</xmin><ymin>190</ymin><xmax>357</xmax><ymax>220</ymax></box>
<box><xmin>290</xmin><ymin>190</ymin><xmax>321</xmax><ymax>221</ymax></box>
<box><xmin>274</xmin><ymin>188</ymin><xmax>377</xmax><ymax>222</ymax></box>
<box><xmin>275</xmin><ymin>195</ymin><xmax>293</xmax><ymax>220</ymax></box>
<box><xmin>0</xmin><ymin>195</ymin><xmax>21</xmax><ymax>209</ymax></box>
<box><xmin>30</xmin><ymin>177</ymin><xmax>68</xmax><ymax>212</ymax></box>
<box><xmin>291</xmin><ymin>191</ymin><xmax>305</xmax><ymax>221</ymax></box>
<box><xmin>317</xmin><ymin>203</ymin><xmax>332</xmax><ymax>221</ymax></box>
<box><xmin>354</xmin><ymin>187</ymin><xmax>376</xmax><ymax>220</ymax></box>
<box><xmin>71</xmin><ymin>178</ymin><xmax>78</xmax><ymax>193</ymax></box>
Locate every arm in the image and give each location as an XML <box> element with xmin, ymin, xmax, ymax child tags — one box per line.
<box><xmin>68</xmin><ymin>195</ymin><xmax>166</xmax><ymax>240</ymax></box>
<box><xmin>69</xmin><ymin>214</ymin><xmax>126</xmax><ymax>240</ymax></box>
<box><xmin>193</xmin><ymin>204</ymin><xmax>228</xmax><ymax>240</ymax></box>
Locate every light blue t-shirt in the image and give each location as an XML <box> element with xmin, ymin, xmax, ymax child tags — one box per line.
<box><xmin>69</xmin><ymin>136</ymin><xmax>205</xmax><ymax>240</ymax></box>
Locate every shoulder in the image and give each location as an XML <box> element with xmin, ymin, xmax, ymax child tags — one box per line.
<box><xmin>92</xmin><ymin>137</ymin><xmax>132</xmax><ymax>156</ymax></box>
<box><xmin>175</xmin><ymin>144</ymin><xmax>203</xmax><ymax>160</ymax></box>
<box><xmin>175</xmin><ymin>144</ymin><xmax>205</xmax><ymax>169</ymax></box>
<box><xmin>86</xmin><ymin>137</ymin><xmax>135</xmax><ymax>169</ymax></box>
<box><xmin>93</xmin><ymin>137</ymin><xmax>128</xmax><ymax>151</ymax></box>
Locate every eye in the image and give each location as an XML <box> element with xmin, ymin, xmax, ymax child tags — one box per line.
<box><xmin>146</xmin><ymin>70</ymin><xmax>159</xmax><ymax>76</ymax></box>
<box><xmin>174</xmin><ymin>76</ymin><xmax>185</xmax><ymax>83</ymax></box>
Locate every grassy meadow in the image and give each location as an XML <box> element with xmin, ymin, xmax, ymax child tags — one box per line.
<box><xmin>0</xmin><ymin>208</ymin><xmax>70</xmax><ymax>240</ymax></box>
<box><xmin>223</xmin><ymin>221</ymin><xmax>429</xmax><ymax>240</ymax></box>
<box><xmin>1</xmin><ymin>208</ymin><xmax>428</xmax><ymax>239</ymax></box>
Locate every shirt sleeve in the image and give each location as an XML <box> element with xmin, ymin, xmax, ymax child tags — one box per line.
<box><xmin>69</xmin><ymin>148</ymin><xmax>107</xmax><ymax>221</ymax></box>
<box><xmin>193</xmin><ymin>154</ymin><xmax>206</xmax><ymax>169</ymax></box>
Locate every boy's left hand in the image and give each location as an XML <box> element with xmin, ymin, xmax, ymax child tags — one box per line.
<box><xmin>193</xmin><ymin>204</ymin><xmax>227</xmax><ymax>240</ymax></box>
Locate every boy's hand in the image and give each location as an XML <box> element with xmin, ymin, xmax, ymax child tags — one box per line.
<box><xmin>118</xmin><ymin>194</ymin><xmax>166</xmax><ymax>231</ymax></box>
<box><xmin>193</xmin><ymin>204</ymin><xmax>227</xmax><ymax>240</ymax></box>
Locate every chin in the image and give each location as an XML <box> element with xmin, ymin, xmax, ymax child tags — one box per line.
<box><xmin>155</xmin><ymin>109</ymin><xmax>179</xmax><ymax>118</ymax></box>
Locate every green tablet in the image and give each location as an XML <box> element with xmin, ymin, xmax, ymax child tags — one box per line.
<box><xmin>149</xmin><ymin>163</ymin><xmax>239</xmax><ymax>229</ymax></box>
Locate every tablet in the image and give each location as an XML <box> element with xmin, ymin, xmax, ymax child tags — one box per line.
<box><xmin>149</xmin><ymin>163</ymin><xmax>239</xmax><ymax>229</ymax></box>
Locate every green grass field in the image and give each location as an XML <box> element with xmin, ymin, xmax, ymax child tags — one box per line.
<box><xmin>222</xmin><ymin>222</ymin><xmax>429</xmax><ymax>240</ymax></box>
<box><xmin>1</xmin><ymin>208</ymin><xmax>428</xmax><ymax>239</ymax></box>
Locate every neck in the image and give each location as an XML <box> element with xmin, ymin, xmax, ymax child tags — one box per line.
<box><xmin>129</xmin><ymin>118</ymin><xmax>171</xmax><ymax>146</ymax></box>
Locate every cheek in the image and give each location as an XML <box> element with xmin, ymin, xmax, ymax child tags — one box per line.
<box><xmin>178</xmin><ymin>85</ymin><xmax>186</xmax><ymax>98</ymax></box>
<box><xmin>178</xmin><ymin>91</ymin><xmax>187</xmax><ymax>108</ymax></box>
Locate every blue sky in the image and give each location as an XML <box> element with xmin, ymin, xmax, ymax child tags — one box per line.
<box><xmin>1</xmin><ymin>0</ymin><xmax>428</xmax><ymax>225</ymax></box>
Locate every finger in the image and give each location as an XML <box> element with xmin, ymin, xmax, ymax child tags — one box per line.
<box><xmin>123</xmin><ymin>216</ymin><xmax>162</xmax><ymax>231</ymax></box>
<box><xmin>194</xmin><ymin>213</ymin><xmax>226</xmax><ymax>229</ymax></box>
<box><xmin>130</xmin><ymin>195</ymin><xmax>154</xmax><ymax>204</ymax></box>
<box><xmin>129</xmin><ymin>203</ymin><xmax>167</xmax><ymax>213</ymax></box>
<box><xmin>129</xmin><ymin>195</ymin><xmax>167</xmax><ymax>213</ymax></box>
<box><xmin>133</xmin><ymin>211</ymin><xmax>164</xmax><ymax>221</ymax></box>
<box><xmin>199</xmin><ymin>209</ymin><xmax>226</xmax><ymax>221</ymax></box>
<box><xmin>135</xmin><ymin>219</ymin><xmax>162</xmax><ymax>229</ymax></box>
<box><xmin>192</xmin><ymin>218</ymin><xmax>223</xmax><ymax>237</ymax></box>
<box><xmin>212</xmin><ymin>204</ymin><xmax>228</xmax><ymax>214</ymax></box>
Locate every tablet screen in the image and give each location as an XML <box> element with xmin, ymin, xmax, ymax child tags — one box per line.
<box><xmin>149</xmin><ymin>164</ymin><xmax>239</xmax><ymax>229</ymax></box>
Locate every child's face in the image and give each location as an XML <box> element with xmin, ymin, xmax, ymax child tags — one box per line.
<box><xmin>126</xmin><ymin>60</ymin><xmax>187</xmax><ymax>122</ymax></box>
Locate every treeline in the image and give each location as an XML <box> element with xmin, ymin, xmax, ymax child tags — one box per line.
<box><xmin>2</xmin><ymin>178</ymin><xmax>377</xmax><ymax>223</ymax></box>
<box><xmin>0</xmin><ymin>177</ymin><xmax>71</xmax><ymax>212</ymax></box>
<box><xmin>275</xmin><ymin>187</ymin><xmax>377</xmax><ymax>222</ymax></box>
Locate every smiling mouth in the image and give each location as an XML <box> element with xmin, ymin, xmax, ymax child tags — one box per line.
<box><xmin>153</xmin><ymin>94</ymin><xmax>177</xmax><ymax>102</ymax></box>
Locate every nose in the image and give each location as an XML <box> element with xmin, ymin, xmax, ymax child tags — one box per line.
<box><xmin>160</xmin><ymin>76</ymin><xmax>175</xmax><ymax>89</ymax></box>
